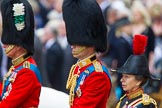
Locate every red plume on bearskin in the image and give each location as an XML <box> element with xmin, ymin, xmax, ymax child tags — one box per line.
<box><xmin>133</xmin><ymin>34</ymin><xmax>148</xmax><ymax>55</ymax></box>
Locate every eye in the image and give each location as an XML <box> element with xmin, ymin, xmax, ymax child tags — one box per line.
<box><xmin>125</xmin><ymin>75</ymin><xmax>129</xmax><ymax>78</ymax></box>
<box><xmin>122</xmin><ymin>74</ymin><xmax>131</xmax><ymax>79</ymax></box>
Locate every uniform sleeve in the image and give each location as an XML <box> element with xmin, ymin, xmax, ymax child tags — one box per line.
<box><xmin>72</xmin><ymin>72</ymin><xmax>111</xmax><ymax>108</ymax></box>
<box><xmin>0</xmin><ymin>68</ymin><xmax>38</xmax><ymax>108</ymax></box>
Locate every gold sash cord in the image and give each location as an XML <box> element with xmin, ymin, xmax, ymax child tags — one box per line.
<box><xmin>66</xmin><ymin>64</ymin><xmax>80</xmax><ymax>106</ymax></box>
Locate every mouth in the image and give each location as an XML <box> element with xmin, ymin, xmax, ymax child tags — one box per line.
<box><xmin>72</xmin><ymin>47</ymin><xmax>86</xmax><ymax>55</ymax></box>
<box><xmin>72</xmin><ymin>50</ymin><xmax>79</xmax><ymax>55</ymax></box>
<box><xmin>122</xmin><ymin>84</ymin><xmax>126</xmax><ymax>88</ymax></box>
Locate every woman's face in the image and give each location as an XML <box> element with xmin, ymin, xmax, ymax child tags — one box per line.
<box><xmin>133</xmin><ymin>10</ymin><xmax>143</xmax><ymax>23</ymax></box>
<box><xmin>120</xmin><ymin>74</ymin><xmax>142</xmax><ymax>93</ymax></box>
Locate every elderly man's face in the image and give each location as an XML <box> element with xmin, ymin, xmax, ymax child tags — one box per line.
<box><xmin>71</xmin><ymin>45</ymin><xmax>95</xmax><ymax>60</ymax></box>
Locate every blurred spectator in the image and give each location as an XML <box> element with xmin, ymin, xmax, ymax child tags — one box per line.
<box><xmin>43</xmin><ymin>20</ymin><xmax>64</xmax><ymax>91</ymax></box>
<box><xmin>131</xmin><ymin>0</ymin><xmax>155</xmax><ymax>73</ymax></box>
<box><xmin>28</xmin><ymin>0</ymin><xmax>44</xmax><ymax>29</ymax></box>
<box><xmin>47</xmin><ymin>0</ymin><xmax>63</xmax><ymax>20</ymax></box>
<box><xmin>57</xmin><ymin>20</ymin><xmax>67</xmax><ymax>50</ymax></box>
<box><xmin>149</xmin><ymin>4</ymin><xmax>162</xmax><ymax>72</ymax></box>
<box><xmin>115</xmin><ymin>17</ymin><xmax>133</xmax><ymax>68</ymax></box>
<box><xmin>148</xmin><ymin>3</ymin><xmax>162</xmax><ymax>96</ymax></box>
<box><xmin>113</xmin><ymin>17</ymin><xmax>133</xmax><ymax>100</ymax></box>
<box><xmin>103</xmin><ymin>6</ymin><xmax>117</xmax><ymax>32</ymax></box>
<box><xmin>56</xmin><ymin>20</ymin><xmax>77</xmax><ymax>93</ymax></box>
<box><xmin>101</xmin><ymin>0</ymin><xmax>131</xmax><ymax>69</ymax></box>
<box><xmin>37</xmin><ymin>0</ymin><xmax>55</xmax><ymax>27</ymax></box>
<box><xmin>96</xmin><ymin>0</ymin><xmax>110</xmax><ymax>12</ymax></box>
<box><xmin>150</xmin><ymin>60</ymin><xmax>162</xmax><ymax>108</ymax></box>
<box><xmin>144</xmin><ymin>0</ymin><xmax>162</xmax><ymax>9</ymax></box>
<box><xmin>35</xmin><ymin>28</ymin><xmax>51</xmax><ymax>87</ymax></box>
<box><xmin>33</xmin><ymin>35</ymin><xmax>44</xmax><ymax>84</ymax></box>
<box><xmin>110</xmin><ymin>0</ymin><xmax>131</xmax><ymax>19</ymax></box>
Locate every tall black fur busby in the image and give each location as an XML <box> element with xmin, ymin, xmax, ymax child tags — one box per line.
<box><xmin>1</xmin><ymin>0</ymin><xmax>35</xmax><ymax>54</ymax></box>
<box><xmin>63</xmin><ymin>0</ymin><xmax>107</xmax><ymax>52</ymax></box>
<box><xmin>111</xmin><ymin>34</ymin><xmax>159</xmax><ymax>80</ymax></box>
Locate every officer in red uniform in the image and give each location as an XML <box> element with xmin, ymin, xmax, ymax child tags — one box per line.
<box><xmin>63</xmin><ymin>0</ymin><xmax>112</xmax><ymax>107</ymax></box>
<box><xmin>0</xmin><ymin>0</ymin><xmax>41</xmax><ymax>107</ymax></box>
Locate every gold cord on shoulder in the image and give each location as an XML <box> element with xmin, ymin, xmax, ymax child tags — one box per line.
<box><xmin>2</xmin><ymin>66</ymin><xmax>15</xmax><ymax>94</ymax></box>
<box><xmin>116</xmin><ymin>94</ymin><xmax>126</xmax><ymax>108</ymax></box>
<box><xmin>69</xmin><ymin>74</ymin><xmax>78</xmax><ymax>106</ymax></box>
<box><xmin>66</xmin><ymin>65</ymin><xmax>76</xmax><ymax>89</ymax></box>
<box><xmin>66</xmin><ymin>54</ymin><xmax>97</xmax><ymax>106</ymax></box>
<box><xmin>66</xmin><ymin>64</ymin><xmax>80</xmax><ymax>106</ymax></box>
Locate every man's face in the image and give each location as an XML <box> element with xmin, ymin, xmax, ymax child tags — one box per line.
<box><xmin>3</xmin><ymin>44</ymin><xmax>17</xmax><ymax>58</ymax></box>
<box><xmin>71</xmin><ymin>45</ymin><xmax>95</xmax><ymax>60</ymax></box>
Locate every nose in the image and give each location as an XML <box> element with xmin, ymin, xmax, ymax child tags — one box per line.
<box><xmin>120</xmin><ymin>77</ymin><xmax>124</xmax><ymax>82</ymax></box>
<box><xmin>71</xmin><ymin>45</ymin><xmax>76</xmax><ymax>49</ymax></box>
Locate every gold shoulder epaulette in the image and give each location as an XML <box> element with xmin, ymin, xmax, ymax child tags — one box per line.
<box><xmin>23</xmin><ymin>61</ymin><xmax>30</xmax><ymax>68</ymax></box>
<box><xmin>142</xmin><ymin>94</ymin><xmax>151</xmax><ymax>105</ymax></box>
<box><xmin>93</xmin><ymin>61</ymin><xmax>103</xmax><ymax>72</ymax></box>
<box><xmin>150</xmin><ymin>98</ymin><xmax>157</xmax><ymax>107</ymax></box>
<box><xmin>142</xmin><ymin>94</ymin><xmax>157</xmax><ymax>107</ymax></box>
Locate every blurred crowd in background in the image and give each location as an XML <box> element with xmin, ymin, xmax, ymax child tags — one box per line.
<box><xmin>0</xmin><ymin>0</ymin><xmax>162</xmax><ymax>108</ymax></box>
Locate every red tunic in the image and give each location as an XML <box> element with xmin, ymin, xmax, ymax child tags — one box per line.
<box><xmin>71</xmin><ymin>61</ymin><xmax>112</xmax><ymax>108</ymax></box>
<box><xmin>0</xmin><ymin>82</ymin><xmax>2</xmax><ymax>96</ymax></box>
<box><xmin>0</xmin><ymin>57</ymin><xmax>41</xmax><ymax>108</ymax></box>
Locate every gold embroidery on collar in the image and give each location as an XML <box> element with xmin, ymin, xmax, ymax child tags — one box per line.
<box><xmin>77</xmin><ymin>54</ymin><xmax>96</xmax><ymax>68</ymax></box>
<box><xmin>12</xmin><ymin>53</ymin><xmax>29</xmax><ymax>66</ymax></box>
<box><xmin>127</xmin><ymin>89</ymin><xmax>143</xmax><ymax>99</ymax></box>
<box><xmin>93</xmin><ymin>61</ymin><xmax>103</xmax><ymax>72</ymax></box>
